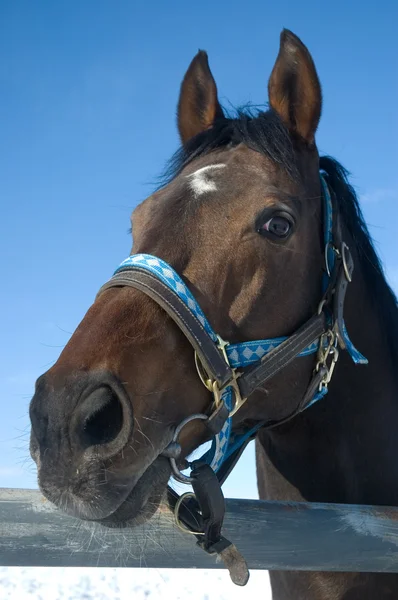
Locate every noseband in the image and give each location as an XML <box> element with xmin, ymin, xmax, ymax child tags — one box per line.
<box><xmin>97</xmin><ymin>173</ymin><xmax>367</xmax><ymax>585</ymax></box>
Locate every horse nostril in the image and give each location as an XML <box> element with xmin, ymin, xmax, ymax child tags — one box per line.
<box><xmin>81</xmin><ymin>387</ymin><xmax>124</xmax><ymax>448</ymax></box>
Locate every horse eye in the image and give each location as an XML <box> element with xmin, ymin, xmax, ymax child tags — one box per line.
<box><xmin>259</xmin><ymin>215</ymin><xmax>293</xmax><ymax>239</ymax></box>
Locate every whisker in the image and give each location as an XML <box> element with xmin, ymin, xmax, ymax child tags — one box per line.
<box><xmin>133</xmin><ymin>417</ymin><xmax>155</xmax><ymax>451</ymax></box>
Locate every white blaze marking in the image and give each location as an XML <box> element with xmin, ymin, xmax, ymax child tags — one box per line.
<box><xmin>187</xmin><ymin>164</ymin><xmax>226</xmax><ymax>197</ymax></box>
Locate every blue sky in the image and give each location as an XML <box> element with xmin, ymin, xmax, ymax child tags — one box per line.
<box><xmin>0</xmin><ymin>1</ymin><xmax>397</xmax><ymax>499</ymax></box>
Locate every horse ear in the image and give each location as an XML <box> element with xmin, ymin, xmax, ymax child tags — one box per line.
<box><xmin>268</xmin><ymin>30</ymin><xmax>322</xmax><ymax>144</ymax></box>
<box><xmin>177</xmin><ymin>50</ymin><xmax>224</xmax><ymax>144</ymax></box>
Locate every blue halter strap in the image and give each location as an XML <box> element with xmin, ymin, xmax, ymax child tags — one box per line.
<box><xmin>111</xmin><ymin>175</ymin><xmax>367</xmax><ymax>475</ymax></box>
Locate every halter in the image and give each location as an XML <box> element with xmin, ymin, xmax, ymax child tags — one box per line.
<box><xmin>97</xmin><ymin>173</ymin><xmax>367</xmax><ymax>585</ymax></box>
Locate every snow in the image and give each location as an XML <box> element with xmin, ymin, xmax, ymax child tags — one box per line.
<box><xmin>0</xmin><ymin>567</ymin><xmax>272</xmax><ymax>599</ymax></box>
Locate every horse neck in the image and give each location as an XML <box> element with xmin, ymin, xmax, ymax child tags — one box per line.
<box><xmin>257</xmin><ymin>248</ymin><xmax>398</xmax><ymax>507</ymax></box>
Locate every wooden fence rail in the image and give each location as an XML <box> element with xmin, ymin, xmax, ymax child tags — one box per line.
<box><xmin>0</xmin><ymin>488</ymin><xmax>398</xmax><ymax>572</ymax></box>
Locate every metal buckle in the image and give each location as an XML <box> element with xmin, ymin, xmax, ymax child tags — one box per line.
<box><xmin>226</xmin><ymin>378</ymin><xmax>247</xmax><ymax>417</ymax></box>
<box><xmin>194</xmin><ymin>336</ymin><xmax>246</xmax><ymax>418</ymax></box>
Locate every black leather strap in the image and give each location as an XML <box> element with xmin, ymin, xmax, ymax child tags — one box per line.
<box><xmin>190</xmin><ymin>462</ymin><xmax>226</xmax><ymax>551</ymax></box>
<box><xmin>237</xmin><ymin>313</ymin><xmax>326</xmax><ymax>400</ymax></box>
<box><xmin>205</xmin><ymin>400</ymin><xmax>230</xmax><ymax>435</ymax></box>
<box><xmin>262</xmin><ymin>365</ymin><xmax>329</xmax><ymax>430</ymax></box>
<box><xmin>97</xmin><ymin>268</ymin><xmax>233</xmax><ymax>389</ymax></box>
<box><xmin>333</xmin><ymin>246</ymin><xmax>354</xmax><ymax>348</ymax></box>
<box><xmin>166</xmin><ymin>465</ymin><xmax>249</xmax><ymax>586</ymax></box>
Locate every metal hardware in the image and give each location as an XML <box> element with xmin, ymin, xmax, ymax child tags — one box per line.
<box><xmin>321</xmin><ymin>345</ymin><xmax>339</xmax><ymax>387</ymax></box>
<box><xmin>317</xmin><ymin>298</ymin><xmax>326</xmax><ymax>315</ymax></box>
<box><xmin>160</xmin><ymin>441</ymin><xmax>181</xmax><ymax>459</ymax></box>
<box><xmin>210</xmin><ymin>378</ymin><xmax>246</xmax><ymax>417</ymax></box>
<box><xmin>315</xmin><ymin>330</ymin><xmax>340</xmax><ymax>391</ymax></box>
<box><xmin>320</xmin><ymin>330</ymin><xmax>336</xmax><ymax>358</ymax></box>
<box><xmin>341</xmin><ymin>242</ymin><xmax>353</xmax><ymax>282</ymax></box>
<box><xmin>216</xmin><ymin>335</ymin><xmax>230</xmax><ymax>364</ymax></box>
<box><xmin>195</xmin><ymin>337</ymin><xmax>246</xmax><ymax>418</ymax></box>
<box><xmin>215</xmin><ymin>336</ymin><xmax>246</xmax><ymax>416</ymax></box>
<box><xmin>174</xmin><ymin>491</ymin><xmax>205</xmax><ymax>536</ymax></box>
<box><xmin>228</xmin><ymin>378</ymin><xmax>247</xmax><ymax>417</ymax></box>
<box><xmin>325</xmin><ymin>240</ymin><xmax>352</xmax><ymax>283</ymax></box>
<box><xmin>169</xmin><ymin>414</ymin><xmax>209</xmax><ymax>484</ymax></box>
<box><xmin>194</xmin><ymin>351</ymin><xmax>213</xmax><ymax>392</ymax></box>
<box><xmin>324</xmin><ymin>242</ymin><xmax>340</xmax><ymax>277</ymax></box>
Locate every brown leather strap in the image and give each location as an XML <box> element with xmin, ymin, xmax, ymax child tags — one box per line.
<box><xmin>237</xmin><ymin>312</ymin><xmax>326</xmax><ymax>400</ymax></box>
<box><xmin>97</xmin><ymin>269</ymin><xmax>233</xmax><ymax>389</ymax></box>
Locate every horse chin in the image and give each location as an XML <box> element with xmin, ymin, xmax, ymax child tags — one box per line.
<box><xmin>96</xmin><ymin>456</ymin><xmax>172</xmax><ymax>528</ymax></box>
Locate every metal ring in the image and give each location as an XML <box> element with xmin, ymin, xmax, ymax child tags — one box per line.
<box><xmin>324</xmin><ymin>242</ymin><xmax>332</xmax><ymax>277</ymax></box>
<box><xmin>324</xmin><ymin>242</ymin><xmax>340</xmax><ymax>277</ymax></box>
<box><xmin>317</xmin><ymin>299</ymin><xmax>326</xmax><ymax>315</ymax></box>
<box><xmin>174</xmin><ymin>492</ymin><xmax>205</xmax><ymax>536</ymax></box>
<box><xmin>194</xmin><ymin>351</ymin><xmax>213</xmax><ymax>392</ymax></box>
<box><xmin>341</xmin><ymin>242</ymin><xmax>353</xmax><ymax>283</ymax></box>
<box><xmin>169</xmin><ymin>413</ymin><xmax>209</xmax><ymax>484</ymax></box>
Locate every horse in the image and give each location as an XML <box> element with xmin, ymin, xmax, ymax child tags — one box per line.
<box><xmin>29</xmin><ymin>29</ymin><xmax>398</xmax><ymax>599</ymax></box>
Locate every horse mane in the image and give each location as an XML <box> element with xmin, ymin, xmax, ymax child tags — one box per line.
<box><xmin>320</xmin><ymin>156</ymin><xmax>398</xmax><ymax>364</ymax></box>
<box><xmin>162</xmin><ymin>107</ymin><xmax>299</xmax><ymax>184</ymax></box>
<box><xmin>161</xmin><ymin>107</ymin><xmax>398</xmax><ymax>364</ymax></box>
